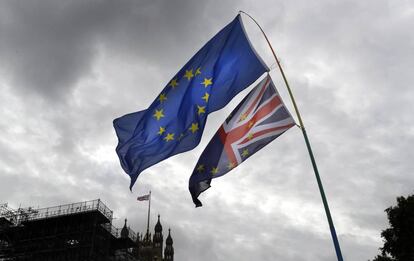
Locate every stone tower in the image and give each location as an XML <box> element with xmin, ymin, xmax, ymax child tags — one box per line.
<box><xmin>153</xmin><ymin>215</ymin><xmax>163</xmax><ymax>261</ymax></box>
<box><xmin>164</xmin><ymin>228</ymin><xmax>174</xmax><ymax>261</ymax></box>
<box><xmin>134</xmin><ymin>214</ymin><xmax>173</xmax><ymax>261</ymax></box>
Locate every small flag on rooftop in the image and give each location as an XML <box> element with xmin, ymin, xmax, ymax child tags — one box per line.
<box><xmin>137</xmin><ymin>194</ymin><xmax>150</xmax><ymax>201</ymax></box>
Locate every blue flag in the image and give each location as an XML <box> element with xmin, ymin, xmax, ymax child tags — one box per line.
<box><xmin>114</xmin><ymin>15</ymin><xmax>268</xmax><ymax>189</ymax></box>
<box><xmin>189</xmin><ymin>75</ymin><xmax>296</xmax><ymax>207</ymax></box>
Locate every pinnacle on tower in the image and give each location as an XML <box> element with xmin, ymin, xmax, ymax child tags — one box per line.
<box><xmin>164</xmin><ymin>228</ymin><xmax>174</xmax><ymax>261</ymax></box>
<box><xmin>154</xmin><ymin>214</ymin><xmax>162</xmax><ymax>232</ymax></box>
<box><xmin>121</xmin><ymin>218</ymin><xmax>129</xmax><ymax>238</ymax></box>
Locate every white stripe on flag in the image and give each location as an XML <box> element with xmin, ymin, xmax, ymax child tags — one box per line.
<box><xmin>137</xmin><ymin>194</ymin><xmax>150</xmax><ymax>201</ymax></box>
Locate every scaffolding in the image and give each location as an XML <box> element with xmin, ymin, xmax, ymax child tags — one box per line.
<box><xmin>0</xmin><ymin>199</ymin><xmax>137</xmax><ymax>261</ymax></box>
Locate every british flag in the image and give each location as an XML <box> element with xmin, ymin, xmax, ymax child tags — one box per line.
<box><xmin>189</xmin><ymin>74</ymin><xmax>296</xmax><ymax>207</ymax></box>
<box><xmin>137</xmin><ymin>194</ymin><xmax>150</xmax><ymax>201</ymax></box>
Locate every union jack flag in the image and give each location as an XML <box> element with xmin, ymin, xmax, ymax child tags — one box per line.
<box><xmin>189</xmin><ymin>74</ymin><xmax>296</xmax><ymax>207</ymax></box>
<box><xmin>137</xmin><ymin>194</ymin><xmax>150</xmax><ymax>201</ymax></box>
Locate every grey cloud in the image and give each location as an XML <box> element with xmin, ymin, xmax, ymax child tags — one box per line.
<box><xmin>1</xmin><ymin>0</ymin><xmax>414</xmax><ymax>261</ymax></box>
<box><xmin>0</xmin><ymin>0</ymin><xmax>228</xmax><ymax>101</ymax></box>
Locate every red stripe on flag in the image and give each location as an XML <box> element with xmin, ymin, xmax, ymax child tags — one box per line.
<box><xmin>219</xmin><ymin>95</ymin><xmax>282</xmax><ymax>164</ymax></box>
<box><xmin>239</xmin><ymin>123</ymin><xmax>296</xmax><ymax>144</ymax></box>
<box><xmin>218</xmin><ymin>126</ymin><xmax>238</xmax><ymax>165</ymax></box>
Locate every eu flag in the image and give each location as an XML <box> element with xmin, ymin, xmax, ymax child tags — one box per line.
<box><xmin>114</xmin><ymin>15</ymin><xmax>268</xmax><ymax>189</ymax></box>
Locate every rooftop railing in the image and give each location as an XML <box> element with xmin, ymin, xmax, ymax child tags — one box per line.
<box><xmin>17</xmin><ymin>199</ymin><xmax>113</xmax><ymax>223</ymax></box>
<box><xmin>1</xmin><ymin>200</ymin><xmax>138</xmax><ymax>242</ymax></box>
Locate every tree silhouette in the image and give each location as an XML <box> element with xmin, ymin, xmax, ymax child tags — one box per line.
<box><xmin>372</xmin><ymin>194</ymin><xmax>414</xmax><ymax>261</ymax></box>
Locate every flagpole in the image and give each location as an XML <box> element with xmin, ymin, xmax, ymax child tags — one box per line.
<box><xmin>239</xmin><ymin>11</ymin><xmax>344</xmax><ymax>261</ymax></box>
<box><xmin>147</xmin><ymin>190</ymin><xmax>151</xmax><ymax>233</ymax></box>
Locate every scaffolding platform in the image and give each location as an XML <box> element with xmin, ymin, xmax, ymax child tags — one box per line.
<box><xmin>0</xmin><ymin>199</ymin><xmax>137</xmax><ymax>261</ymax></box>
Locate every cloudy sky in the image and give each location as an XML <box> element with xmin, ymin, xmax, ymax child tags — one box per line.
<box><xmin>1</xmin><ymin>0</ymin><xmax>413</xmax><ymax>260</ymax></box>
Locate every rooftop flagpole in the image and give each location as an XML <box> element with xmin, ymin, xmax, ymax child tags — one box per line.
<box><xmin>239</xmin><ymin>11</ymin><xmax>344</xmax><ymax>261</ymax></box>
<box><xmin>147</xmin><ymin>190</ymin><xmax>151</xmax><ymax>233</ymax></box>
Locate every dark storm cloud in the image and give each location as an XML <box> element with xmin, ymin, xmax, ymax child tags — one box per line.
<box><xmin>0</xmin><ymin>0</ymin><xmax>229</xmax><ymax>100</ymax></box>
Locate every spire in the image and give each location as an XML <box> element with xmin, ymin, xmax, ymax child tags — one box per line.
<box><xmin>153</xmin><ymin>214</ymin><xmax>163</xmax><ymax>251</ymax></box>
<box><xmin>121</xmin><ymin>218</ymin><xmax>129</xmax><ymax>238</ymax></box>
<box><xmin>154</xmin><ymin>214</ymin><xmax>162</xmax><ymax>232</ymax></box>
<box><xmin>164</xmin><ymin>228</ymin><xmax>174</xmax><ymax>261</ymax></box>
<box><xmin>166</xmin><ymin>228</ymin><xmax>173</xmax><ymax>245</ymax></box>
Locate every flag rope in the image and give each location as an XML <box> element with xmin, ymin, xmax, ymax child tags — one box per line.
<box><xmin>239</xmin><ymin>10</ymin><xmax>344</xmax><ymax>261</ymax></box>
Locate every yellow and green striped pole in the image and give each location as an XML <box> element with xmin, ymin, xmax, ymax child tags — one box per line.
<box><xmin>240</xmin><ymin>11</ymin><xmax>344</xmax><ymax>261</ymax></box>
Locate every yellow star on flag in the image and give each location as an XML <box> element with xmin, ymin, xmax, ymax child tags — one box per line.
<box><xmin>197</xmin><ymin>164</ymin><xmax>205</xmax><ymax>172</ymax></box>
<box><xmin>158</xmin><ymin>93</ymin><xmax>167</xmax><ymax>103</ymax></box>
<box><xmin>189</xmin><ymin>123</ymin><xmax>199</xmax><ymax>133</ymax></box>
<box><xmin>164</xmin><ymin>133</ymin><xmax>174</xmax><ymax>142</ymax></box>
<box><xmin>241</xmin><ymin>149</ymin><xmax>249</xmax><ymax>157</ymax></box>
<box><xmin>153</xmin><ymin>109</ymin><xmax>165</xmax><ymax>121</ymax></box>
<box><xmin>157</xmin><ymin>126</ymin><xmax>165</xmax><ymax>135</ymax></box>
<box><xmin>169</xmin><ymin>78</ymin><xmax>179</xmax><ymax>89</ymax></box>
<box><xmin>201</xmin><ymin>78</ymin><xmax>213</xmax><ymax>88</ymax></box>
<box><xmin>184</xmin><ymin>69</ymin><xmax>194</xmax><ymax>81</ymax></box>
<box><xmin>210</xmin><ymin>167</ymin><xmax>219</xmax><ymax>175</ymax></box>
<box><xmin>197</xmin><ymin>105</ymin><xmax>206</xmax><ymax>115</ymax></box>
<box><xmin>202</xmin><ymin>92</ymin><xmax>210</xmax><ymax>103</ymax></box>
<box><xmin>195</xmin><ymin>67</ymin><xmax>202</xmax><ymax>76</ymax></box>
<box><xmin>248</xmin><ymin>121</ymin><xmax>255</xmax><ymax>128</ymax></box>
<box><xmin>239</xmin><ymin>113</ymin><xmax>247</xmax><ymax>122</ymax></box>
<box><xmin>227</xmin><ymin>162</ymin><xmax>236</xmax><ymax>170</ymax></box>
<box><xmin>247</xmin><ymin>133</ymin><xmax>254</xmax><ymax>140</ymax></box>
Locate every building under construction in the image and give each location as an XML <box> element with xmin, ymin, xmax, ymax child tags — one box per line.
<box><xmin>0</xmin><ymin>199</ymin><xmax>174</xmax><ymax>261</ymax></box>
